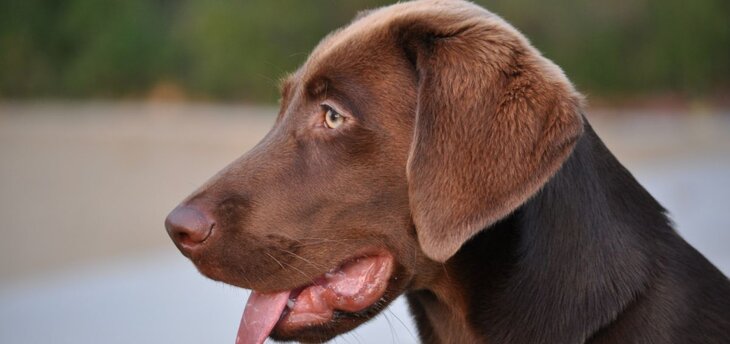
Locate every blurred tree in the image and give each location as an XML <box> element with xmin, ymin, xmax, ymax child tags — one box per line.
<box><xmin>0</xmin><ymin>0</ymin><xmax>728</xmax><ymax>102</ymax></box>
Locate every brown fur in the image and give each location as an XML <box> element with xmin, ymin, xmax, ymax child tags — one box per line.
<box><xmin>165</xmin><ymin>1</ymin><xmax>710</xmax><ymax>343</ymax></box>
<box><xmin>170</xmin><ymin>0</ymin><xmax>583</xmax><ymax>341</ymax></box>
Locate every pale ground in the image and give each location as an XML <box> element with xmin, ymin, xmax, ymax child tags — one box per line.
<box><xmin>0</xmin><ymin>102</ymin><xmax>728</xmax><ymax>343</ymax></box>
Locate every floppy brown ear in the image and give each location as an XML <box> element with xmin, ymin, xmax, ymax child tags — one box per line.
<box><xmin>396</xmin><ymin>5</ymin><xmax>584</xmax><ymax>262</ymax></box>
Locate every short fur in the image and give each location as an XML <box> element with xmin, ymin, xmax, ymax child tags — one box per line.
<box><xmin>167</xmin><ymin>0</ymin><xmax>730</xmax><ymax>343</ymax></box>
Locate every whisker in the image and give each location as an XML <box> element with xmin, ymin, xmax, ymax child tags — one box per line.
<box><xmin>270</xmin><ymin>255</ymin><xmax>313</xmax><ymax>282</ymax></box>
<box><xmin>383</xmin><ymin>312</ymin><xmax>398</xmax><ymax>343</ymax></box>
<box><xmin>348</xmin><ymin>330</ymin><xmax>363</xmax><ymax>344</ymax></box>
<box><xmin>264</xmin><ymin>252</ymin><xmax>286</xmax><ymax>271</ymax></box>
<box><xmin>387</xmin><ymin>308</ymin><xmax>418</xmax><ymax>342</ymax></box>
<box><xmin>275</xmin><ymin>247</ymin><xmax>331</xmax><ymax>271</ymax></box>
<box><xmin>292</xmin><ymin>237</ymin><xmax>360</xmax><ymax>247</ymax></box>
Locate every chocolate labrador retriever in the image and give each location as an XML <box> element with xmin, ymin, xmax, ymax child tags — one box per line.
<box><xmin>165</xmin><ymin>0</ymin><xmax>730</xmax><ymax>343</ymax></box>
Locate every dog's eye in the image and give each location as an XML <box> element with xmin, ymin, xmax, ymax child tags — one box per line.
<box><xmin>323</xmin><ymin>106</ymin><xmax>344</xmax><ymax>129</ymax></box>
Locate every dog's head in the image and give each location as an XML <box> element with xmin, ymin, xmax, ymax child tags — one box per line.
<box><xmin>165</xmin><ymin>0</ymin><xmax>583</xmax><ymax>342</ymax></box>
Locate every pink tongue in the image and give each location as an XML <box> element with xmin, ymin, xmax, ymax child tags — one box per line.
<box><xmin>236</xmin><ymin>291</ymin><xmax>290</xmax><ymax>344</ymax></box>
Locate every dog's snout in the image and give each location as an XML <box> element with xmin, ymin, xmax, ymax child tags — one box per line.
<box><xmin>165</xmin><ymin>205</ymin><xmax>214</xmax><ymax>253</ymax></box>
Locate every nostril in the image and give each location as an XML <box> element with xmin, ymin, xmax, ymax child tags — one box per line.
<box><xmin>165</xmin><ymin>205</ymin><xmax>215</xmax><ymax>249</ymax></box>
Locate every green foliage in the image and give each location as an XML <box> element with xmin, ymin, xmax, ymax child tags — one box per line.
<box><xmin>485</xmin><ymin>0</ymin><xmax>730</xmax><ymax>97</ymax></box>
<box><xmin>0</xmin><ymin>0</ymin><xmax>728</xmax><ymax>102</ymax></box>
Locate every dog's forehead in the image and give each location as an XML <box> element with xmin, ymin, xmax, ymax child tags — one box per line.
<box><xmin>299</xmin><ymin>0</ymin><xmax>491</xmax><ymax>77</ymax></box>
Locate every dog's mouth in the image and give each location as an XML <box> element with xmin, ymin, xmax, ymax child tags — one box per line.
<box><xmin>236</xmin><ymin>251</ymin><xmax>394</xmax><ymax>344</ymax></box>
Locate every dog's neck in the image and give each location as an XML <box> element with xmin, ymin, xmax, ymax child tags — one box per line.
<box><xmin>407</xmin><ymin>122</ymin><xmax>677</xmax><ymax>343</ymax></box>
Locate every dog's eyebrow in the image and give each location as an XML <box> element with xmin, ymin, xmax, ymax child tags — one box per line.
<box><xmin>305</xmin><ymin>77</ymin><xmax>328</xmax><ymax>99</ymax></box>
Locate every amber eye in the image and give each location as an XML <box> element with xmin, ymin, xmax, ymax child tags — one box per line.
<box><xmin>323</xmin><ymin>106</ymin><xmax>344</xmax><ymax>129</ymax></box>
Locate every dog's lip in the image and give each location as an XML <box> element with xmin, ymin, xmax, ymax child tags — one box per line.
<box><xmin>277</xmin><ymin>251</ymin><xmax>393</xmax><ymax>326</ymax></box>
<box><xmin>237</xmin><ymin>249</ymin><xmax>395</xmax><ymax>343</ymax></box>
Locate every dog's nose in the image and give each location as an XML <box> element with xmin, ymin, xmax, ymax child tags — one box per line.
<box><xmin>165</xmin><ymin>205</ymin><xmax>214</xmax><ymax>253</ymax></box>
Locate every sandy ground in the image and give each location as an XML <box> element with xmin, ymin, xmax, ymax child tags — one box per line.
<box><xmin>0</xmin><ymin>102</ymin><xmax>728</xmax><ymax>343</ymax></box>
<box><xmin>0</xmin><ymin>102</ymin><xmax>275</xmax><ymax>281</ymax></box>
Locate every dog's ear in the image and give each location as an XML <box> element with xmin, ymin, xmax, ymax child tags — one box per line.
<box><xmin>395</xmin><ymin>7</ymin><xmax>584</xmax><ymax>262</ymax></box>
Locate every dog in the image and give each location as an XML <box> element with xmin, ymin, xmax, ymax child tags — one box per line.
<box><xmin>165</xmin><ymin>0</ymin><xmax>730</xmax><ymax>343</ymax></box>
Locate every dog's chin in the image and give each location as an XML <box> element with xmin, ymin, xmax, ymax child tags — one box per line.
<box><xmin>233</xmin><ymin>250</ymin><xmax>401</xmax><ymax>344</ymax></box>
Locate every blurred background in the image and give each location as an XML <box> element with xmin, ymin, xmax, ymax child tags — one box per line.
<box><xmin>1</xmin><ymin>0</ymin><xmax>728</xmax><ymax>343</ymax></box>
